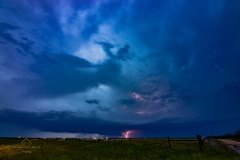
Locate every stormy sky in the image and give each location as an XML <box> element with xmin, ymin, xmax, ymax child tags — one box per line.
<box><xmin>0</xmin><ymin>0</ymin><xmax>240</xmax><ymax>138</ymax></box>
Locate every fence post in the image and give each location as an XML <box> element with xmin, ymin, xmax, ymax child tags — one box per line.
<box><xmin>197</xmin><ymin>134</ymin><xmax>203</xmax><ymax>152</ymax></box>
<box><xmin>167</xmin><ymin>136</ymin><xmax>171</xmax><ymax>148</ymax></box>
<box><xmin>201</xmin><ymin>137</ymin><xmax>204</xmax><ymax>148</ymax></box>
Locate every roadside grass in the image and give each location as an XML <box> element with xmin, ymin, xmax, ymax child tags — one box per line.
<box><xmin>231</xmin><ymin>138</ymin><xmax>240</xmax><ymax>142</ymax></box>
<box><xmin>0</xmin><ymin>138</ymin><xmax>239</xmax><ymax>160</ymax></box>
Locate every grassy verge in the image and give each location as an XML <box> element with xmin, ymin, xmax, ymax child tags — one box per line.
<box><xmin>0</xmin><ymin>138</ymin><xmax>239</xmax><ymax>160</ymax></box>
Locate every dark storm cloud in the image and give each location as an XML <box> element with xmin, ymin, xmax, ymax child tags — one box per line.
<box><xmin>97</xmin><ymin>42</ymin><xmax>115</xmax><ymax>58</ymax></box>
<box><xmin>220</xmin><ymin>81</ymin><xmax>240</xmax><ymax>95</ymax></box>
<box><xmin>97</xmin><ymin>106</ymin><xmax>110</xmax><ymax>112</ymax></box>
<box><xmin>0</xmin><ymin>1</ymin><xmax>129</xmax><ymax>98</ymax></box>
<box><xmin>85</xmin><ymin>99</ymin><xmax>100</xmax><ymax>105</ymax></box>
<box><xmin>1</xmin><ymin>0</ymin><xmax>240</xmax><ymax>137</ymax></box>
<box><xmin>1</xmin><ymin>108</ymin><xmax>240</xmax><ymax>137</ymax></box>
<box><xmin>118</xmin><ymin>99</ymin><xmax>136</xmax><ymax>106</ymax></box>
<box><xmin>1</xmin><ymin>1</ymin><xmax>62</xmax><ymax>34</ymax></box>
<box><xmin>116</xmin><ymin>44</ymin><xmax>131</xmax><ymax>61</ymax></box>
<box><xmin>98</xmin><ymin>42</ymin><xmax>132</xmax><ymax>61</ymax></box>
<box><xmin>0</xmin><ymin>23</ymin><xmax>20</xmax><ymax>31</ymax></box>
<box><xmin>207</xmin><ymin>80</ymin><xmax>240</xmax><ymax>118</ymax></box>
<box><xmin>95</xmin><ymin>60</ymin><xmax>122</xmax><ymax>84</ymax></box>
<box><xmin>98</xmin><ymin>0</ymin><xmax>125</xmax><ymax>19</ymax></box>
<box><xmin>24</xmin><ymin>49</ymin><xmax>128</xmax><ymax>98</ymax></box>
<box><xmin>1</xmin><ymin>0</ymin><xmax>239</xmax><ymax>103</ymax></box>
<box><xmin>0</xmin><ymin>23</ymin><xmax>34</xmax><ymax>54</ymax></box>
<box><xmin>0</xmin><ymin>109</ymin><xmax>127</xmax><ymax>135</ymax></box>
<box><xmin>46</xmin><ymin>53</ymin><xmax>93</xmax><ymax>68</ymax></box>
<box><xmin>126</xmin><ymin>0</ymin><xmax>240</xmax><ymax>101</ymax></box>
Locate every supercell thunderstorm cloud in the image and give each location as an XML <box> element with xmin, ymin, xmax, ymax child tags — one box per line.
<box><xmin>0</xmin><ymin>0</ymin><xmax>240</xmax><ymax>138</ymax></box>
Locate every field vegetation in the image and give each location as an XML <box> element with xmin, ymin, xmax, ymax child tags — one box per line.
<box><xmin>0</xmin><ymin>138</ymin><xmax>239</xmax><ymax>160</ymax></box>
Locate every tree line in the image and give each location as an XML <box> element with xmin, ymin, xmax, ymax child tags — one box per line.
<box><xmin>210</xmin><ymin>129</ymin><xmax>240</xmax><ymax>139</ymax></box>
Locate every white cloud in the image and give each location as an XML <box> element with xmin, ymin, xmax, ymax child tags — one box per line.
<box><xmin>73</xmin><ymin>22</ymin><xmax>123</xmax><ymax>64</ymax></box>
<box><xmin>74</xmin><ymin>42</ymin><xmax>107</xmax><ymax>64</ymax></box>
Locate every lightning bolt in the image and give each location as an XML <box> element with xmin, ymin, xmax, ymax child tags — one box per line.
<box><xmin>122</xmin><ymin>130</ymin><xmax>133</xmax><ymax>138</ymax></box>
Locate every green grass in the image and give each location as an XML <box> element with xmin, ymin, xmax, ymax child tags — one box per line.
<box><xmin>0</xmin><ymin>138</ymin><xmax>239</xmax><ymax>160</ymax></box>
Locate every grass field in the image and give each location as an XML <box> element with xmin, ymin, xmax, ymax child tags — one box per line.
<box><xmin>0</xmin><ymin>138</ymin><xmax>239</xmax><ymax>160</ymax></box>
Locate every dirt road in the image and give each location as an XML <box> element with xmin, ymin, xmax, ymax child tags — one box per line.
<box><xmin>218</xmin><ymin>139</ymin><xmax>240</xmax><ymax>154</ymax></box>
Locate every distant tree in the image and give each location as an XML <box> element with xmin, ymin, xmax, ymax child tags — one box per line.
<box><xmin>234</xmin><ymin>130</ymin><xmax>240</xmax><ymax>138</ymax></box>
<box><xmin>209</xmin><ymin>129</ymin><xmax>240</xmax><ymax>139</ymax></box>
<box><xmin>223</xmin><ymin>133</ymin><xmax>233</xmax><ymax>138</ymax></box>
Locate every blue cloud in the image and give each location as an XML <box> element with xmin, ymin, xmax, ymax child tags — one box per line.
<box><xmin>118</xmin><ymin>99</ymin><xmax>136</xmax><ymax>106</ymax></box>
<box><xmin>1</xmin><ymin>108</ymin><xmax>239</xmax><ymax>137</ymax></box>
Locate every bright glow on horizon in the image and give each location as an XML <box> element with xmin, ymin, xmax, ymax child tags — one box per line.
<box><xmin>122</xmin><ymin>130</ymin><xmax>133</xmax><ymax>138</ymax></box>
